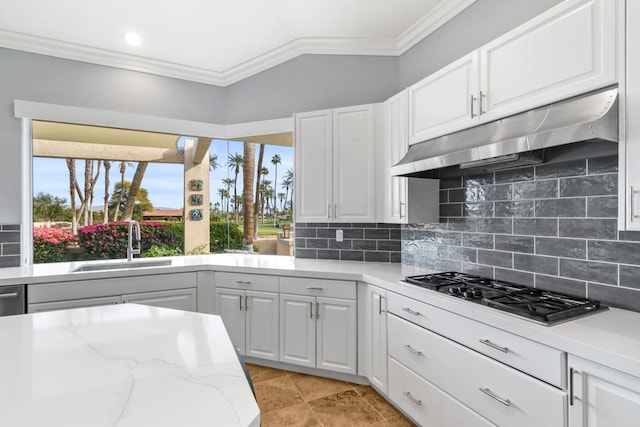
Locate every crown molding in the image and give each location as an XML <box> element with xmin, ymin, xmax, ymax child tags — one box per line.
<box><xmin>0</xmin><ymin>0</ymin><xmax>476</xmax><ymax>87</ymax></box>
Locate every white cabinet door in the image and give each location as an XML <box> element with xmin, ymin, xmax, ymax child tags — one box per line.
<box><xmin>245</xmin><ymin>290</ymin><xmax>279</xmax><ymax>361</ymax></box>
<box><xmin>624</xmin><ymin>0</ymin><xmax>640</xmax><ymax>230</ymax></box>
<box><xmin>123</xmin><ymin>288</ymin><xmax>197</xmax><ymax>312</ymax></box>
<box><xmin>408</xmin><ymin>51</ymin><xmax>480</xmax><ymax>144</ymax></box>
<box><xmin>569</xmin><ymin>356</ymin><xmax>640</xmax><ymax>427</ymax></box>
<box><xmin>294</xmin><ymin>109</ymin><xmax>333</xmax><ymax>222</ymax></box>
<box><xmin>279</xmin><ymin>293</ymin><xmax>316</xmax><ymax>368</ymax></box>
<box><xmin>387</xmin><ymin>91</ymin><xmax>408</xmax><ymax>223</ymax></box>
<box><xmin>214</xmin><ymin>288</ymin><xmax>246</xmax><ymax>354</ymax></box>
<box><xmin>316</xmin><ymin>297</ymin><xmax>357</xmax><ymax>375</ymax></box>
<box><xmin>28</xmin><ymin>296</ymin><xmax>121</xmax><ymax>313</ymax></box>
<box><xmin>332</xmin><ymin>105</ymin><xmax>375</xmax><ymax>222</ymax></box>
<box><xmin>368</xmin><ymin>286</ymin><xmax>387</xmax><ymax>393</ymax></box>
<box><xmin>480</xmin><ymin>0</ymin><xmax>617</xmax><ymax>121</ymax></box>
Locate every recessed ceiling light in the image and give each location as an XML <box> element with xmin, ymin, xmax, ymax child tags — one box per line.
<box><xmin>122</xmin><ymin>31</ymin><xmax>142</xmax><ymax>47</ymax></box>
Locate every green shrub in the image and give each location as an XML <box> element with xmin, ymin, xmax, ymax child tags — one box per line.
<box><xmin>142</xmin><ymin>244</ymin><xmax>183</xmax><ymax>257</ymax></box>
<box><xmin>210</xmin><ymin>221</ymin><xmax>243</xmax><ymax>252</ymax></box>
<box><xmin>77</xmin><ymin>222</ymin><xmax>182</xmax><ymax>260</ymax></box>
<box><xmin>33</xmin><ymin>227</ymin><xmax>76</xmax><ymax>263</ymax></box>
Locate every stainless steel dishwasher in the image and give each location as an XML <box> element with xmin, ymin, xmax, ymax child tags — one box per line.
<box><xmin>0</xmin><ymin>285</ymin><xmax>26</xmax><ymax>316</ymax></box>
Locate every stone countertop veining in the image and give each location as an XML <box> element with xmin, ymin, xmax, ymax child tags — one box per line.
<box><xmin>0</xmin><ymin>303</ymin><xmax>260</xmax><ymax>427</ymax></box>
<box><xmin>1</xmin><ymin>254</ymin><xmax>640</xmax><ymax>381</ymax></box>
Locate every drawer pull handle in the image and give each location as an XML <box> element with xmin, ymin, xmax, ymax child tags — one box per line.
<box><xmin>403</xmin><ymin>345</ymin><xmax>423</xmax><ymax>356</ymax></box>
<box><xmin>0</xmin><ymin>292</ymin><xmax>19</xmax><ymax>299</ymax></box>
<box><xmin>479</xmin><ymin>387</ymin><xmax>511</xmax><ymax>406</ymax></box>
<box><xmin>479</xmin><ymin>339</ymin><xmax>508</xmax><ymax>353</ymax></box>
<box><xmin>403</xmin><ymin>391</ymin><xmax>422</xmax><ymax>406</ymax></box>
<box><xmin>402</xmin><ymin>307</ymin><xmax>421</xmax><ymax>316</ymax></box>
<box><xmin>306</xmin><ymin>287</ymin><xmax>325</xmax><ymax>291</ymax></box>
<box><xmin>236</xmin><ymin>280</ymin><xmax>252</xmax><ymax>285</ymax></box>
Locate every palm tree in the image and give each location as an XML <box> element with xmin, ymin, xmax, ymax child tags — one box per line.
<box><xmin>271</xmin><ymin>154</ymin><xmax>281</xmax><ymax>225</ymax></box>
<box><xmin>278</xmin><ymin>192</ymin><xmax>286</xmax><ymax>212</ymax></box>
<box><xmin>228</xmin><ymin>153</ymin><xmax>243</xmax><ymax>222</ymax></box>
<box><xmin>217</xmin><ymin>187</ymin><xmax>230</xmax><ymax>221</ymax></box>
<box><xmin>242</xmin><ymin>142</ymin><xmax>255</xmax><ymax>249</ymax></box>
<box><xmin>65</xmin><ymin>159</ymin><xmax>77</xmax><ymax>234</ymax></box>
<box><xmin>103</xmin><ymin>161</ymin><xmax>111</xmax><ymax>223</ymax></box>
<box><xmin>283</xmin><ymin>168</ymin><xmax>294</xmax><ymax>215</ymax></box>
<box><xmin>122</xmin><ymin>161</ymin><xmax>149</xmax><ymax>221</ymax></box>
<box><xmin>209</xmin><ymin>153</ymin><xmax>220</xmax><ymax>171</ymax></box>
<box><xmin>113</xmin><ymin>161</ymin><xmax>133</xmax><ymax>222</ymax></box>
<box><xmin>254</xmin><ymin>144</ymin><xmax>265</xmax><ymax>238</ymax></box>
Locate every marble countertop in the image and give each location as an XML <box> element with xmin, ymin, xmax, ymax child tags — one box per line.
<box><xmin>0</xmin><ymin>304</ymin><xmax>260</xmax><ymax>427</ymax></box>
<box><xmin>1</xmin><ymin>253</ymin><xmax>640</xmax><ymax>381</ymax></box>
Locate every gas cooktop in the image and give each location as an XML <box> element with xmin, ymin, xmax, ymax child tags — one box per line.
<box><xmin>404</xmin><ymin>272</ymin><xmax>607</xmax><ymax>325</ymax></box>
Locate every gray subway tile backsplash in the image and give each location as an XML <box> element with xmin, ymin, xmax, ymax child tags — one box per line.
<box><xmin>0</xmin><ymin>224</ymin><xmax>20</xmax><ymax>268</ymax></box>
<box><xmin>401</xmin><ymin>155</ymin><xmax>640</xmax><ymax>312</ymax></box>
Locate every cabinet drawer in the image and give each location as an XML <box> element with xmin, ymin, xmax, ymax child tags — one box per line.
<box><xmin>387</xmin><ymin>291</ymin><xmax>564</xmax><ymax>387</ymax></box>
<box><xmin>388</xmin><ymin>314</ymin><xmax>566</xmax><ymax>427</ymax></box>
<box><xmin>279</xmin><ymin>277</ymin><xmax>356</xmax><ymax>299</ymax></box>
<box><xmin>214</xmin><ymin>272</ymin><xmax>279</xmax><ymax>292</ymax></box>
<box><xmin>388</xmin><ymin>357</ymin><xmax>495</xmax><ymax>427</ymax></box>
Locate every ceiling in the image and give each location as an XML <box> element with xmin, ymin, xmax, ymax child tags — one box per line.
<box><xmin>0</xmin><ymin>0</ymin><xmax>476</xmax><ymax>86</ymax></box>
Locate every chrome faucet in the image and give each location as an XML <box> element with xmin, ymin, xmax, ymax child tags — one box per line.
<box><xmin>127</xmin><ymin>220</ymin><xmax>141</xmax><ymax>261</ymax></box>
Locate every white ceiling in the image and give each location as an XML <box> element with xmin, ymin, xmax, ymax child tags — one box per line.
<box><xmin>0</xmin><ymin>0</ymin><xmax>476</xmax><ymax>86</ymax></box>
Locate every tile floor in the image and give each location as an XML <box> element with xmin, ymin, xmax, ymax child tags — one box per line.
<box><xmin>246</xmin><ymin>363</ymin><xmax>416</xmax><ymax>426</ymax></box>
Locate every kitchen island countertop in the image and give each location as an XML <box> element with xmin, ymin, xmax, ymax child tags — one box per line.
<box><xmin>0</xmin><ymin>303</ymin><xmax>259</xmax><ymax>427</ymax></box>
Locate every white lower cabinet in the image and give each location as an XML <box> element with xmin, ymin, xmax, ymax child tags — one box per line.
<box><xmin>214</xmin><ymin>287</ymin><xmax>279</xmax><ymax>361</ymax></box>
<box><xmin>388</xmin><ymin>314</ymin><xmax>566</xmax><ymax>427</ymax></box>
<box><xmin>28</xmin><ymin>288</ymin><xmax>196</xmax><ymax>313</ymax></box>
<box><xmin>279</xmin><ymin>277</ymin><xmax>357</xmax><ymax>375</ymax></box>
<box><xmin>388</xmin><ymin>357</ymin><xmax>495</xmax><ymax>427</ymax></box>
<box><xmin>366</xmin><ymin>284</ymin><xmax>387</xmax><ymax>393</ymax></box>
<box><xmin>569</xmin><ymin>355</ymin><xmax>640</xmax><ymax>427</ymax></box>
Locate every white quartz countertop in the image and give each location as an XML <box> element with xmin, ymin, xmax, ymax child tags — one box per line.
<box><xmin>1</xmin><ymin>254</ymin><xmax>640</xmax><ymax>381</ymax></box>
<box><xmin>0</xmin><ymin>304</ymin><xmax>260</xmax><ymax>427</ymax></box>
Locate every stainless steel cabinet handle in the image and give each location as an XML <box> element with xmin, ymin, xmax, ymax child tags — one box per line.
<box><xmin>306</xmin><ymin>287</ymin><xmax>325</xmax><ymax>291</ymax></box>
<box><xmin>399</xmin><ymin>201</ymin><xmax>405</xmax><ymax>219</ymax></box>
<box><xmin>316</xmin><ymin>302</ymin><xmax>320</xmax><ymax>319</ymax></box>
<box><xmin>402</xmin><ymin>307</ymin><xmax>421</xmax><ymax>316</ymax></box>
<box><xmin>403</xmin><ymin>391</ymin><xmax>422</xmax><ymax>406</ymax></box>
<box><xmin>236</xmin><ymin>280</ymin><xmax>252</xmax><ymax>285</ymax></box>
<box><xmin>470</xmin><ymin>94</ymin><xmax>477</xmax><ymax>118</ymax></box>
<box><xmin>479</xmin><ymin>387</ymin><xmax>511</xmax><ymax>406</ymax></box>
<box><xmin>334</xmin><ymin>204</ymin><xmax>337</xmax><ymax>219</ymax></box>
<box><xmin>328</xmin><ymin>204</ymin><xmax>331</xmax><ymax>219</ymax></box>
<box><xmin>403</xmin><ymin>344</ymin><xmax>423</xmax><ymax>356</ymax></box>
<box><xmin>479</xmin><ymin>91</ymin><xmax>486</xmax><ymax>114</ymax></box>
<box><xmin>310</xmin><ymin>302</ymin><xmax>313</xmax><ymax>319</ymax></box>
<box><xmin>244</xmin><ymin>295</ymin><xmax>249</xmax><ymax>310</ymax></box>
<box><xmin>239</xmin><ymin>297</ymin><xmax>243</xmax><ymax>311</ymax></box>
<box><xmin>569</xmin><ymin>368</ymin><xmax>582</xmax><ymax>406</ymax></box>
<box><xmin>0</xmin><ymin>292</ymin><xmax>19</xmax><ymax>299</ymax></box>
<box><xmin>378</xmin><ymin>296</ymin><xmax>384</xmax><ymax>315</ymax></box>
<box><xmin>632</xmin><ymin>186</ymin><xmax>640</xmax><ymax>220</ymax></box>
<box><xmin>479</xmin><ymin>339</ymin><xmax>509</xmax><ymax>353</ymax></box>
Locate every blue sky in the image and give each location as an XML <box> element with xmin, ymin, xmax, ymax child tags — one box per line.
<box><xmin>33</xmin><ymin>140</ymin><xmax>293</xmax><ymax>210</ymax></box>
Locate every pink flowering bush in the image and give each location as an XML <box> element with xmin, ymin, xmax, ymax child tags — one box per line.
<box><xmin>77</xmin><ymin>222</ymin><xmax>183</xmax><ymax>259</ymax></box>
<box><xmin>33</xmin><ymin>227</ymin><xmax>77</xmax><ymax>263</ymax></box>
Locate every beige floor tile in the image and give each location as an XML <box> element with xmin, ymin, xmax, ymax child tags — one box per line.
<box><xmin>307</xmin><ymin>389</ymin><xmax>384</xmax><ymax>427</ymax></box>
<box><xmin>289</xmin><ymin>372</ymin><xmax>353</xmax><ymax>402</ymax></box>
<box><xmin>254</xmin><ymin>375</ymin><xmax>304</xmax><ymax>413</ymax></box>
<box><xmin>353</xmin><ymin>385</ymin><xmax>403</xmax><ymax>419</ymax></box>
<box><xmin>261</xmin><ymin>402</ymin><xmax>321</xmax><ymax>427</ymax></box>
<box><xmin>384</xmin><ymin>415</ymin><xmax>417</xmax><ymax>426</ymax></box>
<box><xmin>245</xmin><ymin>363</ymin><xmax>288</xmax><ymax>383</ymax></box>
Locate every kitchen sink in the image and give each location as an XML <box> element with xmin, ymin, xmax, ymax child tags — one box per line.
<box><xmin>71</xmin><ymin>259</ymin><xmax>172</xmax><ymax>272</ymax></box>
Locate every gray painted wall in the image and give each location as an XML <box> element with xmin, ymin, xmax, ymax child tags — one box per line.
<box><xmin>0</xmin><ymin>0</ymin><xmax>562</xmax><ymax>225</ymax></box>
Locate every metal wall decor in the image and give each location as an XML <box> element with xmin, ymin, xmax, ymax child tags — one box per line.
<box><xmin>190</xmin><ymin>194</ymin><xmax>203</xmax><ymax>206</ymax></box>
<box><xmin>189</xmin><ymin>179</ymin><xmax>203</xmax><ymax>191</ymax></box>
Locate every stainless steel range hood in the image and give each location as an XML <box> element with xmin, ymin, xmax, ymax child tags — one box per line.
<box><xmin>392</xmin><ymin>87</ymin><xmax>618</xmax><ymax>177</ymax></box>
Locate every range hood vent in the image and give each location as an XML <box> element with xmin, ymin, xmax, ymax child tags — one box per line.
<box><xmin>392</xmin><ymin>87</ymin><xmax>618</xmax><ymax>177</ymax></box>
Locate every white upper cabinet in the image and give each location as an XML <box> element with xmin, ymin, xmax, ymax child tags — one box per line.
<box><xmin>407</xmin><ymin>0</ymin><xmax>618</xmax><ymax>144</ymax></box>
<box><xmin>623</xmin><ymin>0</ymin><xmax>640</xmax><ymax>230</ymax></box>
<box><xmin>295</xmin><ymin>105</ymin><xmax>375</xmax><ymax>223</ymax></box>
<box><xmin>480</xmin><ymin>0</ymin><xmax>618</xmax><ymax>122</ymax></box>
<box><xmin>408</xmin><ymin>51</ymin><xmax>480</xmax><ymax>145</ymax></box>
